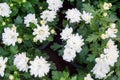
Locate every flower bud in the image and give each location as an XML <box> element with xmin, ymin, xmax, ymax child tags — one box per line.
<box><xmin>17</xmin><ymin>38</ymin><xmax>23</xmax><ymax>44</ymax></box>
<box><xmin>9</xmin><ymin>75</ymin><xmax>14</xmax><ymax>80</ymax></box>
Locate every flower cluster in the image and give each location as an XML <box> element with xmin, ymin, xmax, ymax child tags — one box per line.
<box><xmin>101</xmin><ymin>23</ymin><xmax>118</xmax><ymax>39</ymax></box>
<box><xmin>60</xmin><ymin>25</ymin><xmax>84</xmax><ymax>62</ymax></box>
<box><xmin>13</xmin><ymin>52</ymin><xmax>50</xmax><ymax>78</ymax></box>
<box><xmin>65</xmin><ymin>8</ymin><xmax>93</xmax><ymax>23</ymax></box>
<box><xmin>92</xmin><ymin>39</ymin><xmax>119</xmax><ymax>79</ymax></box>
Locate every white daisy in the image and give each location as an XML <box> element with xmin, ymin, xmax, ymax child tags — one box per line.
<box><xmin>65</xmin><ymin>33</ymin><xmax>84</xmax><ymax>53</ymax></box>
<box><xmin>0</xmin><ymin>57</ymin><xmax>8</xmax><ymax>77</ymax></box>
<box><xmin>14</xmin><ymin>52</ymin><xmax>29</xmax><ymax>72</ymax></box>
<box><xmin>0</xmin><ymin>3</ymin><xmax>12</xmax><ymax>17</ymax></box>
<box><xmin>41</xmin><ymin>10</ymin><xmax>56</xmax><ymax>22</ymax></box>
<box><xmin>81</xmin><ymin>11</ymin><xmax>93</xmax><ymax>24</ymax></box>
<box><xmin>63</xmin><ymin>47</ymin><xmax>76</xmax><ymax>62</ymax></box>
<box><xmin>24</xmin><ymin>13</ymin><xmax>38</xmax><ymax>27</ymax></box>
<box><xmin>65</xmin><ymin>8</ymin><xmax>81</xmax><ymax>23</ymax></box>
<box><xmin>60</xmin><ymin>24</ymin><xmax>73</xmax><ymax>40</ymax></box>
<box><xmin>47</xmin><ymin>0</ymin><xmax>63</xmax><ymax>11</ymax></box>
<box><xmin>29</xmin><ymin>56</ymin><xmax>50</xmax><ymax>77</ymax></box>
<box><xmin>2</xmin><ymin>27</ymin><xmax>19</xmax><ymax>46</ymax></box>
<box><xmin>33</xmin><ymin>24</ymin><xmax>50</xmax><ymax>42</ymax></box>
<box><xmin>92</xmin><ymin>57</ymin><xmax>110</xmax><ymax>79</ymax></box>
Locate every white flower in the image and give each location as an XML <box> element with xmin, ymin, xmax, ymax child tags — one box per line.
<box><xmin>41</xmin><ymin>10</ymin><xmax>56</xmax><ymax>22</ymax></box>
<box><xmin>103</xmin><ymin>2</ymin><xmax>112</xmax><ymax>10</ymax></box>
<box><xmin>63</xmin><ymin>47</ymin><xmax>76</xmax><ymax>62</ymax></box>
<box><xmin>60</xmin><ymin>25</ymin><xmax>73</xmax><ymax>40</ymax></box>
<box><xmin>92</xmin><ymin>39</ymin><xmax>119</xmax><ymax>79</ymax></box>
<box><xmin>66</xmin><ymin>34</ymin><xmax>84</xmax><ymax>53</ymax></box>
<box><xmin>47</xmin><ymin>0</ymin><xmax>63</xmax><ymax>11</ymax></box>
<box><xmin>2</xmin><ymin>27</ymin><xmax>19</xmax><ymax>46</ymax></box>
<box><xmin>0</xmin><ymin>3</ymin><xmax>12</xmax><ymax>17</ymax></box>
<box><xmin>105</xmin><ymin>27</ymin><xmax>117</xmax><ymax>38</ymax></box>
<box><xmin>24</xmin><ymin>13</ymin><xmax>37</xmax><ymax>27</ymax></box>
<box><xmin>14</xmin><ymin>52</ymin><xmax>29</xmax><ymax>72</ymax></box>
<box><xmin>82</xmin><ymin>0</ymin><xmax>85</xmax><ymax>2</ymax></box>
<box><xmin>0</xmin><ymin>57</ymin><xmax>8</xmax><ymax>77</ymax></box>
<box><xmin>81</xmin><ymin>11</ymin><xmax>93</xmax><ymax>24</ymax></box>
<box><xmin>104</xmin><ymin>39</ymin><xmax>119</xmax><ymax>66</ymax></box>
<box><xmin>65</xmin><ymin>8</ymin><xmax>81</xmax><ymax>23</ymax></box>
<box><xmin>92</xmin><ymin>57</ymin><xmax>110</xmax><ymax>79</ymax></box>
<box><xmin>33</xmin><ymin>25</ymin><xmax>50</xmax><ymax>42</ymax></box>
<box><xmin>84</xmin><ymin>74</ymin><xmax>94</xmax><ymax>80</ymax></box>
<box><xmin>29</xmin><ymin>56</ymin><xmax>50</xmax><ymax>78</ymax></box>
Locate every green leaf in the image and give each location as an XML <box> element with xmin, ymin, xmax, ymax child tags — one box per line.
<box><xmin>87</xmin><ymin>54</ymin><xmax>96</xmax><ymax>62</ymax></box>
<box><xmin>9</xmin><ymin>46</ymin><xmax>18</xmax><ymax>54</ymax></box>
<box><xmin>86</xmin><ymin>34</ymin><xmax>99</xmax><ymax>42</ymax></box>
<box><xmin>14</xmin><ymin>16</ymin><xmax>23</xmax><ymax>24</ymax></box>
<box><xmin>50</xmin><ymin>43</ymin><xmax>62</xmax><ymax>51</ymax></box>
<box><xmin>82</xmin><ymin>4</ymin><xmax>94</xmax><ymax>13</ymax></box>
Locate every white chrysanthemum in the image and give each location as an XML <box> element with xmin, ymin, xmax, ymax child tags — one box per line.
<box><xmin>60</xmin><ymin>25</ymin><xmax>73</xmax><ymax>40</ymax></box>
<box><xmin>63</xmin><ymin>47</ymin><xmax>76</xmax><ymax>62</ymax></box>
<box><xmin>0</xmin><ymin>3</ymin><xmax>12</xmax><ymax>17</ymax></box>
<box><xmin>92</xmin><ymin>57</ymin><xmax>110</xmax><ymax>79</ymax></box>
<box><xmin>81</xmin><ymin>11</ymin><xmax>93</xmax><ymax>24</ymax></box>
<box><xmin>24</xmin><ymin>13</ymin><xmax>37</xmax><ymax>27</ymax></box>
<box><xmin>33</xmin><ymin>25</ymin><xmax>50</xmax><ymax>42</ymax></box>
<box><xmin>0</xmin><ymin>57</ymin><xmax>8</xmax><ymax>77</ymax></box>
<box><xmin>65</xmin><ymin>8</ymin><xmax>81</xmax><ymax>23</ymax></box>
<box><xmin>92</xmin><ymin>39</ymin><xmax>119</xmax><ymax>79</ymax></box>
<box><xmin>2</xmin><ymin>27</ymin><xmax>19</xmax><ymax>46</ymax></box>
<box><xmin>65</xmin><ymin>34</ymin><xmax>84</xmax><ymax>53</ymax></box>
<box><xmin>29</xmin><ymin>56</ymin><xmax>50</xmax><ymax>78</ymax></box>
<box><xmin>41</xmin><ymin>10</ymin><xmax>56</xmax><ymax>22</ymax></box>
<box><xmin>105</xmin><ymin>27</ymin><xmax>117</xmax><ymax>38</ymax></box>
<box><xmin>47</xmin><ymin>0</ymin><xmax>63</xmax><ymax>11</ymax></box>
<box><xmin>84</xmin><ymin>74</ymin><xmax>94</xmax><ymax>80</ymax></box>
<box><xmin>104</xmin><ymin>39</ymin><xmax>119</xmax><ymax>66</ymax></box>
<box><xmin>14</xmin><ymin>52</ymin><xmax>29</xmax><ymax>72</ymax></box>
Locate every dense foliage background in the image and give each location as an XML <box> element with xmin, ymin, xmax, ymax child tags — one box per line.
<box><xmin>0</xmin><ymin>0</ymin><xmax>120</xmax><ymax>80</ymax></box>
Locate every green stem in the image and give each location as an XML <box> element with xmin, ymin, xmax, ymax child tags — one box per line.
<box><xmin>103</xmin><ymin>71</ymin><xmax>114</xmax><ymax>80</ymax></box>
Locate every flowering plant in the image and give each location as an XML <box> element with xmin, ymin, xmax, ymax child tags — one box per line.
<box><xmin>0</xmin><ymin>0</ymin><xmax>120</xmax><ymax>80</ymax></box>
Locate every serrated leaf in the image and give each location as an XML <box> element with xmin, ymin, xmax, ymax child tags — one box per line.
<box><xmin>50</xmin><ymin>43</ymin><xmax>62</xmax><ymax>51</ymax></box>
<box><xmin>86</xmin><ymin>34</ymin><xmax>99</xmax><ymax>42</ymax></box>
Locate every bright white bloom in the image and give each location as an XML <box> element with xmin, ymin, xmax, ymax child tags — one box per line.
<box><xmin>14</xmin><ymin>52</ymin><xmax>29</xmax><ymax>72</ymax></box>
<box><xmin>63</xmin><ymin>47</ymin><xmax>76</xmax><ymax>62</ymax></box>
<box><xmin>92</xmin><ymin>57</ymin><xmax>110</xmax><ymax>79</ymax></box>
<box><xmin>92</xmin><ymin>39</ymin><xmax>119</xmax><ymax>79</ymax></box>
<box><xmin>82</xmin><ymin>0</ymin><xmax>85</xmax><ymax>2</ymax></box>
<box><xmin>33</xmin><ymin>25</ymin><xmax>50</xmax><ymax>42</ymax></box>
<box><xmin>104</xmin><ymin>39</ymin><xmax>119</xmax><ymax>66</ymax></box>
<box><xmin>66</xmin><ymin>8</ymin><xmax>81</xmax><ymax>23</ymax></box>
<box><xmin>41</xmin><ymin>10</ymin><xmax>56</xmax><ymax>22</ymax></box>
<box><xmin>60</xmin><ymin>25</ymin><xmax>73</xmax><ymax>40</ymax></box>
<box><xmin>103</xmin><ymin>2</ymin><xmax>112</xmax><ymax>10</ymax></box>
<box><xmin>84</xmin><ymin>74</ymin><xmax>94</xmax><ymax>80</ymax></box>
<box><xmin>2</xmin><ymin>27</ymin><xmax>19</xmax><ymax>46</ymax></box>
<box><xmin>0</xmin><ymin>3</ymin><xmax>12</xmax><ymax>17</ymax></box>
<box><xmin>24</xmin><ymin>13</ymin><xmax>37</xmax><ymax>27</ymax></box>
<box><xmin>66</xmin><ymin>34</ymin><xmax>84</xmax><ymax>53</ymax></box>
<box><xmin>105</xmin><ymin>26</ymin><xmax>117</xmax><ymax>38</ymax></box>
<box><xmin>81</xmin><ymin>11</ymin><xmax>93</xmax><ymax>24</ymax></box>
<box><xmin>47</xmin><ymin>0</ymin><xmax>63</xmax><ymax>11</ymax></box>
<box><xmin>0</xmin><ymin>57</ymin><xmax>8</xmax><ymax>77</ymax></box>
<box><xmin>29</xmin><ymin>56</ymin><xmax>50</xmax><ymax>78</ymax></box>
